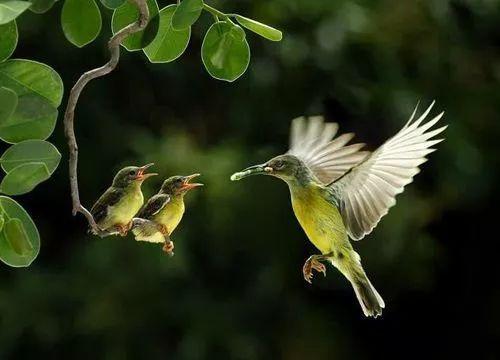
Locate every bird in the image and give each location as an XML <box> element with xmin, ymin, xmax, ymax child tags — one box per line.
<box><xmin>230</xmin><ymin>102</ymin><xmax>446</xmax><ymax>317</ymax></box>
<box><xmin>90</xmin><ymin>164</ymin><xmax>157</xmax><ymax>236</ymax></box>
<box><xmin>131</xmin><ymin>174</ymin><xmax>203</xmax><ymax>255</ymax></box>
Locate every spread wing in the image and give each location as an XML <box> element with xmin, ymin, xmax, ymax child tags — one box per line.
<box><xmin>137</xmin><ymin>193</ymin><xmax>170</xmax><ymax>219</ymax></box>
<box><xmin>288</xmin><ymin>115</ymin><xmax>369</xmax><ymax>184</ymax></box>
<box><xmin>331</xmin><ymin>101</ymin><xmax>447</xmax><ymax>240</ymax></box>
<box><xmin>90</xmin><ymin>187</ymin><xmax>124</xmax><ymax>225</ymax></box>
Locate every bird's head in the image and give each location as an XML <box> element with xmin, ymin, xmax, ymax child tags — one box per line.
<box><xmin>160</xmin><ymin>174</ymin><xmax>203</xmax><ymax>196</ymax></box>
<box><xmin>112</xmin><ymin>164</ymin><xmax>157</xmax><ymax>188</ymax></box>
<box><xmin>231</xmin><ymin>154</ymin><xmax>307</xmax><ymax>183</ymax></box>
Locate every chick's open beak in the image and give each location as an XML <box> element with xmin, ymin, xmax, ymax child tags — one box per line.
<box><xmin>230</xmin><ymin>164</ymin><xmax>273</xmax><ymax>181</ymax></box>
<box><xmin>180</xmin><ymin>173</ymin><xmax>203</xmax><ymax>191</ymax></box>
<box><xmin>136</xmin><ymin>163</ymin><xmax>158</xmax><ymax>181</ymax></box>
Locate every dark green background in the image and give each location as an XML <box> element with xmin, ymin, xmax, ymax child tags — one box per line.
<box><xmin>1</xmin><ymin>0</ymin><xmax>499</xmax><ymax>358</ymax></box>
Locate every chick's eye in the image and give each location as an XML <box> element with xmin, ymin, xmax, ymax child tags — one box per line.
<box><xmin>274</xmin><ymin>161</ymin><xmax>284</xmax><ymax>169</ymax></box>
<box><xmin>129</xmin><ymin>170</ymin><xmax>136</xmax><ymax>176</ymax></box>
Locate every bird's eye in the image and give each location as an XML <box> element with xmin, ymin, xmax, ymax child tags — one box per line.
<box><xmin>274</xmin><ymin>161</ymin><xmax>284</xmax><ymax>169</ymax></box>
<box><xmin>129</xmin><ymin>170</ymin><xmax>136</xmax><ymax>176</ymax></box>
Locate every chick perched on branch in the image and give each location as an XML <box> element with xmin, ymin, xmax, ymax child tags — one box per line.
<box><xmin>89</xmin><ymin>164</ymin><xmax>157</xmax><ymax>236</ymax></box>
<box><xmin>132</xmin><ymin>174</ymin><xmax>203</xmax><ymax>256</ymax></box>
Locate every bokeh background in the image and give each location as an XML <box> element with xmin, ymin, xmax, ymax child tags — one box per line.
<box><xmin>1</xmin><ymin>0</ymin><xmax>499</xmax><ymax>358</ymax></box>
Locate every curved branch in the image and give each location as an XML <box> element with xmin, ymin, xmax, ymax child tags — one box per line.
<box><xmin>63</xmin><ymin>0</ymin><xmax>149</xmax><ymax>234</ymax></box>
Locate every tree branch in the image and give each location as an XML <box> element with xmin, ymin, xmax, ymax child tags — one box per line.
<box><xmin>63</xmin><ymin>0</ymin><xmax>149</xmax><ymax>234</ymax></box>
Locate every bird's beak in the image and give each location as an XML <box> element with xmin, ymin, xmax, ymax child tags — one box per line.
<box><xmin>180</xmin><ymin>173</ymin><xmax>203</xmax><ymax>191</ymax></box>
<box><xmin>230</xmin><ymin>164</ymin><xmax>273</xmax><ymax>181</ymax></box>
<box><xmin>136</xmin><ymin>163</ymin><xmax>158</xmax><ymax>181</ymax></box>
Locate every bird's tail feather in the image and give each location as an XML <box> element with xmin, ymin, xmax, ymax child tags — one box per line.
<box><xmin>330</xmin><ymin>250</ymin><xmax>385</xmax><ymax>318</ymax></box>
<box><xmin>351</xmin><ymin>274</ymin><xmax>385</xmax><ymax>318</ymax></box>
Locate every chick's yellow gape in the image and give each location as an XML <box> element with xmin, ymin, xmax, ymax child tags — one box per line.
<box><xmin>231</xmin><ymin>102</ymin><xmax>446</xmax><ymax>318</ymax></box>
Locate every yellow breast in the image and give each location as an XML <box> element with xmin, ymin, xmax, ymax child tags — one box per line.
<box><xmin>152</xmin><ymin>197</ymin><xmax>185</xmax><ymax>235</ymax></box>
<box><xmin>290</xmin><ymin>184</ymin><xmax>347</xmax><ymax>254</ymax></box>
<box><xmin>106</xmin><ymin>189</ymin><xmax>143</xmax><ymax>228</ymax></box>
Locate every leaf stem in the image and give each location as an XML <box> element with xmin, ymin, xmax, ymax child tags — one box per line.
<box><xmin>62</xmin><ymin>0</ymin><xmax>149</xmax><ymax>235</ymax></box>
<box><xmin>203</xmin><ymin>3</ymin><xmax>227</xmax><ymax>21</ymax></box>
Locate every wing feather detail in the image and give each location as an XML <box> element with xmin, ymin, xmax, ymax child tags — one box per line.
<box><xmin>137</xmin><ymin>193</ymin><xmax>170</xmax><ymax>219</ymax></box>
<box><xmin>288</xmin><ymin>116</ymin><xmax>369</xmax><ymax>184</ymax></box>
<box><xmin>332</xmin><ymin>102</ymin><xmax>447</xmax><ymax>240</ymax></box>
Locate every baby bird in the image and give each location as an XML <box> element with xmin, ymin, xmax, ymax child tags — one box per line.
<box><xmin>132</xmin><ymin>174</ymin><xmax>203</xmax><ymax>255</ymax></box>
<box><xmin>231</xmin><ymin>102</ymin><xmax>446</xmax><ymax>317</ymax></box>
<box><xmin>90</xmin><ymin>164</ymin><xmax>157</xmax><ymax>236</ymax></box>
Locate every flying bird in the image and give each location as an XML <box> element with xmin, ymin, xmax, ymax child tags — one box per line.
<box><xmin>90</xmin><ymin>164</ymin><xmax>157</xmax><ymax>236</ymax></box>
<box><xmin>132</xmin><ymin>174</ymin><xmax>203</xmax><ymax>255</ymax></box>
<box><xmin>231</xmin><ymin>102</ymin><xmax>446</xmax><ymax>317</ymax></box>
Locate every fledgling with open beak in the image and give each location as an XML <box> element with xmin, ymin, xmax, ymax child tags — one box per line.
<box><xmin>132</xmin><ymin>174</ymin><xmax>203</xmax><ymax>255</ymax></box>
<box><xmin>89</xmin><ymin>164</ymin><xmax>157</xmax><ymax>236</ymax></box>
<box><xmin>231</xmin><ymin>102</ymin><xmax>446</xmax><ymax>318</ymax></box>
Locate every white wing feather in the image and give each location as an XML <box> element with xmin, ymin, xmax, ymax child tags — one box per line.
<box><xmin>288</xmin><ymin>116</ymin><xmax>369</xmax><ymax>184</ymax></box>
<box><xmin>332</xmin><ymin>101</ymin><xmax>447</xmax><ymax>240</ymax></box>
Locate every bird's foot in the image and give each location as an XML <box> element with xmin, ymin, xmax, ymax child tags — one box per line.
<box><xmin>125</xmin><ymin>221</ymin><xmax>134</xmax><ymax>232</ymax></box>
<box><xmin>162</xmin><ymin>240</ymin><xmax>175</xmax><ymax>257</ymax></box>
<box><xmin>157</xmin><ymin>224</ymin><xmax>169</xmax><ymax>236</ymax></box>
<box><xmin>115</xmin><ymin>223</ymin><xmax>129</xmax><ymax>237</ymax></box>
<box><xmin>157</xmin><ymin>224</ymin><xmax>173</xmax><ymax>256</ymax></box>
<box><xmin>88</xmin><ymin>226</ymin><xmax>114</xmax><ymax>238</ymax></box>
<box><xmin>303</xmin><ymin>255</ymin><xmax>327</xmax><ymax>284</ymax></box>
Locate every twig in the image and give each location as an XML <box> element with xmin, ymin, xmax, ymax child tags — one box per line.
<box><xmin>63</xmin><ymin>0</ymin><xmax>149</xmax><ymax>234</ymax></box>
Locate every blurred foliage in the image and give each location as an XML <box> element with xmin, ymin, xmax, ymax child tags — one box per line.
<box><xmin>0</xmin><ymin>0</ymin><xmax>499</xmax><ymax>358</ymax></box>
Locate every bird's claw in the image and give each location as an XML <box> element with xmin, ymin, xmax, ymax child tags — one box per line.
<box><xmin>162</xmin><ymin>240</ymin><xmax>174</xmax><ymax>257</ymax></box>
<box><xmin>302</xmin><ymin>256</ymin><xmax>327</xmax><ymax>284</ymax></box>
<box><xmin>113</xmin><ymin>222</ymin><xmax>132</xmax><ymax>237</ymax></box>
<box><xmin>157</xmin><ymin>224</ymin><xmax>169</xmax><ymax>236</ymax></box>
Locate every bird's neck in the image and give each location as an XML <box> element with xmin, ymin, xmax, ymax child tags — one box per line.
<box><xmin>288</xmin><ymin>178</ymin><xmax>320</xmax><ymax>197</ymax></box>
<box><xmin>284</xmin><ymin>166</ymin><xmax>328</xmax><ymax>201</ymax></box>
<box><xmin>283</xmin><ymin>164</ymin><xmax>316</xmax><ymax>188</ymax></box>
<box><xmin>120</xmin><ymin>181</ymin><xmax>142</xmax><ymax>193</ymax></box>
<box><xmin>170</xmin><ymin>194</ymin><xmax>185</xmax><ymax>204</ymax></box>
<box><xmin>168</xmin><ymin>194</ymin><xmax>186</xmax><ymax>217</ymax></box>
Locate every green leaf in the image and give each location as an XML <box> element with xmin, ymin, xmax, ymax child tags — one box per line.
<box><xmin>0</xmin><ymin>20</ymin><xmax>17</xmax><ymax>62</ymax></box>
<box><xmin>229</xmin><ymin>23</ymin><xmax>246</xmax><ymax>41</ymax></box>
<box><xmin>4</xmin><ymin>218</ymin><xmax>33</xmax><ymax>255</ymax></box>
<box><xmin>0</xmin><ymin>94</ymin><xmax>57</xmax><ymax>143</ymax></box>
<box><xmin>171</xmin><ymin>0</ymin><xmax>202</xmax><ymax>31</ymax></box>
<box><xmin>0</xmin><ymin>196</ymin><xmax>40</xmax><ymax>267</ymax></box>
<box><xmin>61</xmin><ymin>0</ymin><xmax>102</xmax><ymax>48</ymax></box>
<box><xmin>0</xmin><ymin>87</ymin><xmax>17</xmax><ymax>123</ymax></box>
<box><xmin>144</xmin><ymin>5</ymin><xmax>190</xmax><ymax>63</ymax></box>
<box><xmin>111</xmin><ymin>0</ymin><xmax>160</xmax><ymax>51</ymax></box>
<box><xmin>0</xmin><ymin>162</ymin><xmax>50</xmax><ymax>195</ymax></box>
<box><xmin>235</xmin><ymin>15</ymin><xmax>282</xmax><ymax>42</ymax></box>
<box><xmin>100</xmin><ymin>0</ymin><xmax>124</xmax><ymax>9</ymax></box>
<box><xmin>28</xmin><ymin>0</ymin><xmax>57</xmax><ymax>13</ymax></box>
<box><xmin>0</xmin><ymin>1</ymin><xmax>31</xmax><ymax>25</ymax></box>
<box><xmin>0</xmin><ymin>59</ymin><xmax>64</xmax><ymax>107</ymax></box>
<box><xmin>0</xmin><ymin>214</ymin><xmax>4</xmax><ymax>232</ymax></box>
<box><xmin>1</xmin><ymin>139</ymin><xmax>61</xmax><ymax>174</ymax></box>
<box><xmin>201</xmin><ymin>21</ymin><xmax>250</xmax><ymax>82</ymax></box>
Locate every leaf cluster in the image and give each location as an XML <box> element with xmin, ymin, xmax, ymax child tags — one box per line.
<box><xmin>0</xmin><ymin>1</ymin><xmax>63</xmax><ymax>266</ymax></box>
<box><xmin>59</xmin><ymin>0</ymin><xmax>282</xmax><ymax>81</ymax></box>
<box><xmin>0</xmin><ymin>0</ymin><xmax>282</xmax><ymax>267</ymax></box>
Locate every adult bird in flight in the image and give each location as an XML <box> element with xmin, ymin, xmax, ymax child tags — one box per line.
<box><xmin>231</xmin><ymin>102</ymin><xmax>446</xmax><ymax>317</ymax></box>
